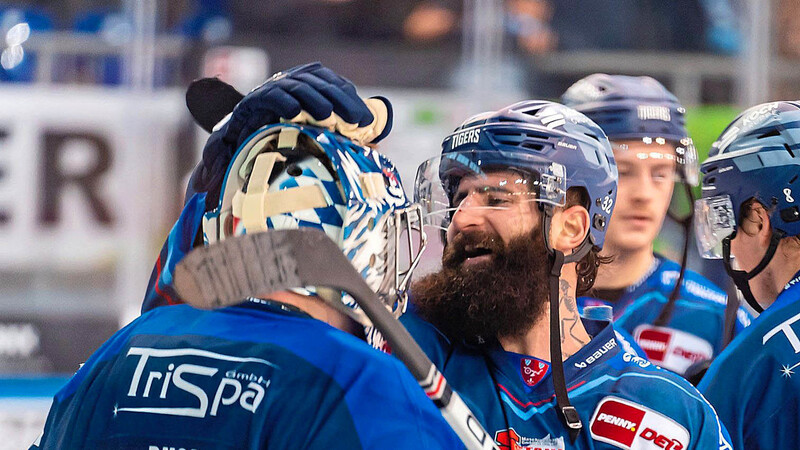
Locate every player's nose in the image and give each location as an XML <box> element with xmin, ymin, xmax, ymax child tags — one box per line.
<box><xmin>450</xmin><ymin>194</ymin><xmax>488</xmax><ymax>232</ymax></box>
<box><xmin>629</xmin><ymin>172</ymin><xmax>656</xmax><ymax>202</ymax></box>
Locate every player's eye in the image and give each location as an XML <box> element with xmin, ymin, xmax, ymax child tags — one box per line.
<box><xmin>452</xmin><ymin>191</ymin><xmax>468</xmax><ymax>207</ymax></box>
<box><xmin>652</xmin><ymin>169</ymin><xmax>672</xmax><ymax>182</ymax></box>
<box><xmin>485</xmin><ymin>193</ymin><xmax>512</xmax><ymax>207</ymax></box>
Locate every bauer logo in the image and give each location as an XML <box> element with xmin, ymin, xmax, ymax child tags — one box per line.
<box><xmin>117</xmin><ymin>347</ymin><xmax>277</xmax><ymax>419</ymax></box>
<box><xmin>450</xmin><ymin>128</ymin><xmax>481</xmax><ymax>148</ymax></box>
<box><xmin>590</xmin><ymin>397</ymin><xmax>690</xmax><ymax>449</ymax></box>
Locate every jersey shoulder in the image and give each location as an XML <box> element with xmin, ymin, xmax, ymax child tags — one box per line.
<box><xmin>592</xmin><ymin>351</ymin><xmax>731</xmax><ymax>449</ymax></box>
<box><xmin>654</xmin><ymin>257</ymin><xmax>727</xmax><ymax>307</ymax></box>
<box><xmin>704</xmin><ymin>295</ymin><xmax>800</xmax><ymax>381</ymax></box>
<box><xmin>603</xmin><ymin>350</ymin><xmax>718</xmax><ymax>417</ymax></box>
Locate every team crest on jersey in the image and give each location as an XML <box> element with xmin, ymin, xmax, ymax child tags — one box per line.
<box><xmin>495</xmin><ymin>428</ymin><xmax>565</xmax><ymax>450</ymax></box>
<box><xmin>633</xmin><ymin>325</ymin><xmax>713</xmax><ymax>374</ymax></box>
<box><xmin>520</xmin><ymin>357</ymin><xmax>550</xmax><ymax>387</ymax></box>
<box><xmin>590</xmin><ymin>397</ymin><xmax>689</xmax><ymax>449</ymax></box>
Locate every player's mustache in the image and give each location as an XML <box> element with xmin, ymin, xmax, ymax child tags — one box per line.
<box><xmin>442</xmin><ymin>231</ymin><xmax>506</xmax><ymax>268</ymax></box>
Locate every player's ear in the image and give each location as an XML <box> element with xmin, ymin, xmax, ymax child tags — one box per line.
<box><xmin>551</xmin><ymin>205</ymin><xmax>590</xmax><ymax>254</ymax></box>
<box><xmin>741</xmin><ymin>201</ymin><xmax>770</xmax><ymax>244</ymax></box>
<box><xmin>754</xmin><ymin>204</ymin><xmax>773</xmax><ymax>247</ymax></box>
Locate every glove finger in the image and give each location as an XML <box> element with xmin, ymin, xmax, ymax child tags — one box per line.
<box><xmin>281</xmin><ymin>78</ymin><xmax>335</xmax><ymax>121</ymax></box>
<box><xmin>293</xmin><ymin>72</ymin><xmax>373</xmax><ymax>126</ymax></box>
<box><xmin>365</xmin><ymin>96</ymin><xmax>393</xmax><ymax>143</ymax></box>
<box><xmin>228</xmin><ymin>87</ymin><xmax>302</xmax><ymax>142</ymax></box>
<box><xmin>308</xmin><ymin>66</ymin><xmax>359</xmax><ymax>98</ymax></box>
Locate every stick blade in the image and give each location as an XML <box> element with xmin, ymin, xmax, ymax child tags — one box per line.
<box><xmin>174</xmin><ymin>228</ymin><xmax>365</xmax><ymax>310</ymax></box>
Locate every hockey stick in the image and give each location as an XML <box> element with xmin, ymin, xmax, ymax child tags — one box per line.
<box><xmin>173</xmin><ymin>228</ymin><xmax>498</xmax><ymax>450</ymax></box>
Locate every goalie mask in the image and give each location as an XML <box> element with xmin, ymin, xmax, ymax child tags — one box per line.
<box><xmin>203</xmin><ymin>123</ymin><xmax>426</xmax><ymax>349</ymax></box>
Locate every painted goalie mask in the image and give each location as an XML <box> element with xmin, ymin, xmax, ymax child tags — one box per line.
<box><xmin>202</xmin><ymin>123</ymin><xmax>426</xmax><ymax>349</ymax></box>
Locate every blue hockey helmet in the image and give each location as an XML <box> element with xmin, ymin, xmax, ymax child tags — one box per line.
<box><xmin>695</xmin><ymin>101</ymin><xmax>800</xmax><ymax>311</ymax></box>
<box><xmin>415</xmin><ymin>100</ymin><xmax>618</xmax><ymax>250</ymax></box>
<box><xmin>561</xmin><ymin>74</ymin><xmax>697</xmax><ymax>185</ymax></box>
<box><xmin>696</xmin><ymin>101</ymin><xmax>800</xmax><ymax>258</ymax></box>
<box><xmin>203</xmin><ymin>122</ymin><xmax>426</xmax><ymax>348</ymax></box>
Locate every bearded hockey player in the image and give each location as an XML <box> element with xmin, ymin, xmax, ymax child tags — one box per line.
<box><xmin>695</xmin><ymin>101</ymin><xmax>800</xmax><ymax>450</ymax></box>
<box><xmin>405</xmin><ymin>100</ymin><xmax>732</xmax><ymax>448</ymax></box>
<box><xmin>561</xmin><ymin>74</ymin><xmax>751</xmax><ymax>379</ymax></box>
<box><xmin>32</xmin><ymin>67</ymin><xmax>463</xmax><ymax>449</ymax></box>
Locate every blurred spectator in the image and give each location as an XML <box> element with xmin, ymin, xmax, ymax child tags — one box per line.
<box><xmin>71</xmin><ymin>9</ymin><xmax>126</xmax><ymax>85</ymax></box>
<box><xmin>174</xmin><ymin>0</ymin><xmax>231</xmax><ymax>43</ymax></box>
<box><xmin>403</xmin><ymin>2</ymin><xmax>458</xmax><ymax>43</ymax></box>
<box><xmin>777</xmin><ymin>0</ymin><xmax>800</xmax><ymax>58</ymax></box>
<box><xmin>505</xmin><ymin>0</ymin><xmax>556</xmax><ymax>54</ymax></box>
<box><xmin>0</xmin><ymin>6</ymin><xmax>53</xmax><ymax>82</ymax></box>
<box><xmin>549</xmin><ymin>0</ymin><xmax>739</xmax><ymax>53</ymax></box>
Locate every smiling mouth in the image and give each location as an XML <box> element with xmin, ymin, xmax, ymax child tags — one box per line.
<box><xmin>463</xmin><ymin>245</ymin><xmax>493</xmax><ymax>259</ymax></box>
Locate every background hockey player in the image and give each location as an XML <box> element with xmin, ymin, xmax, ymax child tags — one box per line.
<box><xmin>561</xmin><ymin>74</ymin><xmax>751</xmax><ymax>379</ymax></box>
<box><xmin>694</xmin><ymin>101</ymin><xmax>800</xmax><ymax>450</ymax></box>
<box><xmin>406</xmin><ymin>100</ymin><xmax>732</xmax><ymax>448</ymax></box>
<box><xmin>32</xmin><ymin>65</ymin><xmax>464</xmax><ymax>449</ymax></box>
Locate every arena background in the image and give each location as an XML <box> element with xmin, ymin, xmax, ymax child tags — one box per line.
<box><xmin>0</xmin><ymin>0</ymin><xmax>797</xmax><ymax>446</ymax></box>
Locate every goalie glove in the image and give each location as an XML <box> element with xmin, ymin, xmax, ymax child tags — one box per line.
<box><xmin>186</xmin><ymin>62</ymin><xmax>392</xmax><ymax>208</ymax></box>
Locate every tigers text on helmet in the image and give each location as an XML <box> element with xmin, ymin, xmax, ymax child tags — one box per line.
<box><xmin>415</xmin><ymin>100</ymin><xmax>618</xmax><ymax>441</ymax></box>
<box><xmin>561</xmin><ymin>73</ymin><xmax>698</xmax><ymax>186</ymax></box>
<box><xmin>695</xmin><ymin>101</ymin><xmax>800</xmax><ymax>312</ymax></box>
<box><xmin>202</xmin><ymin>122</ymin><xmax>426</xmax><ymax>340</ymax></box>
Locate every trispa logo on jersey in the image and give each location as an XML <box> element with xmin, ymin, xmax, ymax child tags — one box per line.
<box><xmin>520</xmin><ymin>357</ymin><xmax>550</xmax><ymax>387</ymax></box>
<box><xmin>590</xmin><ymin>397</ymin><xmax>689</xmax><ymax>450</ymax></box>
<box><xmin>634</xmin><ymin>325</ymin><xmax>713</xmax><ymax>374</ymax></box>
<box><xmin>451</xmin><ymin>128</ymin><xmax>481</xmax><ymax>148</ymax></box>
<box><xmin>574</xmin><ymin>337</ymin><xmax>616</xmax><ymax>369</ymax></box>
<box><xmin>495</xmin><ymin>428</ymin><xmax>565</xmax><ymax>450</ymax></box>
<box><xmin>118</xmin><ymin>347</ymin><xmax>277</xmax><ymax>419</ymax></box>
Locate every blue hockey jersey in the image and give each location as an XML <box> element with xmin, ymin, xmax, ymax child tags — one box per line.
<box><xmin>579</xmin><ymin>255</ymin><xmax>752</xmax><ymax>375</ymax></box>
<box><xmin>402</xmin><ymin>311</ymin><xmax>732</xmax><ymax>449</ymax></box>
<box><xmin>33</xmin><ymin>301</ymin><xmax>464</xmax><ymax>449</ymax></box>
<box><xmin>699</xmin><ymin>270</ymin><xmax>800</xmax><ymax>450</ymax></box>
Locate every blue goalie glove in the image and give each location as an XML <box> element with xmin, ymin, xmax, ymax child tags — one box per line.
<box><xmin>187</xmin><ymin>62</ymin><xmax>392</xmax><ymax>209</ymax></box>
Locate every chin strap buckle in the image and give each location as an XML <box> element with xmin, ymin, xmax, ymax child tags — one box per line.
<box><xmin>562</xmin><ymin>406</ymin><xmax>583</xmax><ymax>430</ymax></box>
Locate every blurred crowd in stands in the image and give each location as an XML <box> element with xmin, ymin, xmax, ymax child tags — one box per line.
<box><xmin>1</xmin><ymin>0</ymin><xmax>797</xmax><ymax>93</ymax></box>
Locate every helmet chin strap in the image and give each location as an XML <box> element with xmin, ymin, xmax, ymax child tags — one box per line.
<box><xmin>654</xmin><ymin>181</ymin><xmax>694</xmax><ymax>327</ymax></box>
<box><xmin>542</xmin><ymin>206</ymin><xmax>592</xmax><ymax>443</ymax></box>
<box><xmin>721</xmin><ymin>230</ymin><xmax>784</xmax><ymax>314</ymax></box>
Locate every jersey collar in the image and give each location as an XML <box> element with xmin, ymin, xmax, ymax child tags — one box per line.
<box><xmin>489</xmin><ymin>319</ymin><xmax>621</xmax><ymax>399</ymax></box>
<box><xmin>234</xmin><ymin>297</ymin><xmax>313</xmax><ymax>319</ymax></box>
<box><xmin>769</xmin><ymin>269</ymin><xmax>800</xmax><ymax>312</ymax></box>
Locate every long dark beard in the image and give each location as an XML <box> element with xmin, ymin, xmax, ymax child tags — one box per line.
<box><xmin>411</xmin><ymin>228</ymin><xmax>550</xmax><ymax>343</ymax></box>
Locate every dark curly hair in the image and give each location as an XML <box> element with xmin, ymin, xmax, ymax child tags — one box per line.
<box><xmin>565</xmin><ymin>187</ymin><xmax>612</xmax><ymax>296</ymax></box>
